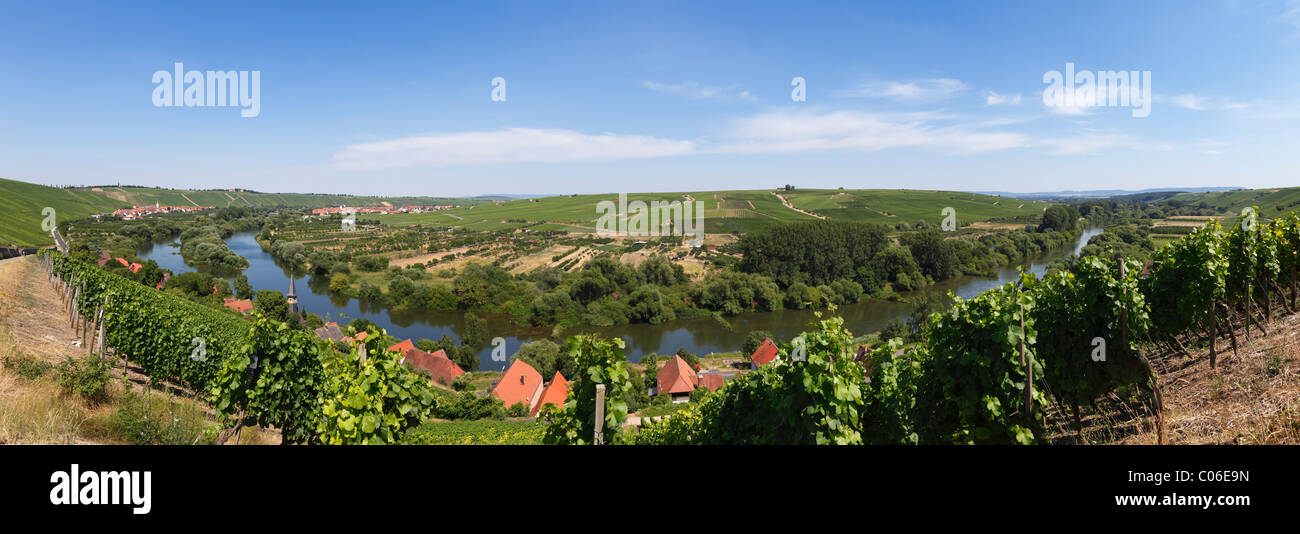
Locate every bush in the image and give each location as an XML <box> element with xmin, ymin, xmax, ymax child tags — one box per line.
<box><xmin>507</xmin><ymin>401</ymin><xmax>529</xmax><ymax>417</ymax></box>
<box><xmin>108</xmin><ymin>391</ymin><xmax>217</xmax><ymax>445</ymax></box>
<box><xmin>3</xmin><ymin>354</ymin><xmax>53</xmax><ymax>380</ymax></box>
<box><xmin>433</xmin><ymin>390</ymin><xmax>506</xmax><ymax>420</ymax></box>
<box><xmin>355</xmin><ymin>256</ymin><xmax>389</xmax><ymax>272</ymax></box>
<box><xmin>56</xmin><ymin>355</ymin><xmax>111</xmax><ymax>404</ymax></box>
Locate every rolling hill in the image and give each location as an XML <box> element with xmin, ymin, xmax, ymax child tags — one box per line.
<box><xmin>370</xmin><ymin>188</ymin><xmax>1046</xmax><ymax>235</ymax></box>
<box><xmin>76</xmin><ymin>185</ymin><xmax>483</xmax><ymax>210</ymax></box>
<box><xmin>0</xmin><ymin>178</ymin><xmax>128</xmax><ymax>247</ymax></box>
<box><xmin>1166</xmin><ymin>186</ymin><xmax>1300</xmax><ymax>218</ymax></box>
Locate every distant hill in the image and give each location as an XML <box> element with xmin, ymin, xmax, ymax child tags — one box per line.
<box><xmin>369</xmin><ymin>188</ymin><xmax>1049</xmax><ymax>235</ymax></box>
<box><xmin>1164</xmin><ymin>186</ymin><xmax>1300</xmax><ymax>217</ymax></box>
<box><xmin>0</xmin><ymin>178</ymin><xmax>128</xmax><ymax>247</ymax></box>
<box><xmin>73</xmin><ymin>185</ymin><xmax>486</xmax><ymax>210</ymax></box>
<box><xmin>972</xmin><ymin>187</ymin><xmax>1238</xmax><ymax>200</ymax></box>
<box><xmin>471</xmin><ymin>194</ymin><xmax>554</xmax><ymax>201</ymax></box>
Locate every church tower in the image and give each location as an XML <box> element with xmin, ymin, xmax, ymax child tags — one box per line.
<box><xmin>287</xmin><ymin>276</ymin><xmax>299</xmax><ymax>317</ymax></box>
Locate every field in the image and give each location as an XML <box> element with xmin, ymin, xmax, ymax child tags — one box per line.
<box><xmin>1167</xmin><ymin>187</ymin><xmax>1300</xmax><ymax>218</ymax></box>
<box><xmin>0</xmin><ymin>178</ymin><xmax>128</xmax><ymax>247</ymax></box>
<box><xmin>76</xmin><ymin>185</ymin><xmax>484</xmax><ymax>210</ymax></box>
<box><xmin>369</xmin><ymin>188</ymin><xmax>1043</xmax><ymax>236</ymax></box>
<box><xmin>784</xmin><ymin>189</ymin><xmax>1046</xmax><ymax>227</ymax></box>
<box><xmin>403</xmin><ymin>420</ymin><xmax>545</xmax><ymax>445</ymax></box>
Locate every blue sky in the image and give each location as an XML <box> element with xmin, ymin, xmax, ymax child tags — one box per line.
<box><xmin>2</xmin><ymin>0</ymin><xmax>1299</xmax><ymax>196</ymax></box>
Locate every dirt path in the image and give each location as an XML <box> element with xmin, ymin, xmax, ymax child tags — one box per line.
<box><xmin>0</xmin><ymin>256</ymin><xmax>87</xmax><ymax>362</ymax></box>
<box><xmin>772</xmin><ymin>192</ymin><xmax>825</xmax><ymax>220</ymax></box>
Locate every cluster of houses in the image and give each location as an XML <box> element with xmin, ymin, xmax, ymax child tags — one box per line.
<box><xmin>95</xmin><ymin>250</ymin><xmax>169</xmax><ymax>289</ymax></box>
<box><xmin>651</xmin><ymin>338</ymin><xmax>779</xmax><ymax>403</ymax></box>
<box><xmin>97</xmin><ymin>203</ymin><xmax>213</xmax><ymax>220</ymax></box>
<box><xmin>309</xmin><ymin>205</ymin><xmax>454</xmax><ymax>216</ymax></box>
<box><xmin>217</xmin><ymin>274</ymin><xmax>783</xmax><ymax>419</ymax></box>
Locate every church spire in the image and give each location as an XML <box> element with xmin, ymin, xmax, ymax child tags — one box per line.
<box><xmin>287</xmin><ymin>277</ymin><xmax>299</xmax><ymax>316</ymax></box>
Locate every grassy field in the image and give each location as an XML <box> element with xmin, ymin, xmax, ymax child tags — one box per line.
<box><xmin>1166</xmin><ymin>187</ymin><xmax>1300</xmax><ymax>219</ymax></box>
<box><xmin>0</xmin><ymin>178</ymin><xmax>128</xmax><ymax>247</ymax></box>
<box><xmin>784</xmin><ymin>188</ymin><xmax>1047</xmax><ymax>227</ymax></box>
<box><xmin>370</xmin><ymin>188</ymin><xmax>1043</xmax><ymax>236</ymax></box>
<box><xmin>75</xmin><ymin>185</ymin><xmax>484</xmax><ymax>210</ymax></box>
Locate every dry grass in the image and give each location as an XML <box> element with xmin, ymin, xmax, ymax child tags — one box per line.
<box><xmin>0</xmin><ymin>256</ymin><xmax>281</xmax><ymax>445</ymax></box>
<box><xmin>1116</xmin><ymin>311</ymin><xmax>1300</xmax><ymax>444</ymax></box>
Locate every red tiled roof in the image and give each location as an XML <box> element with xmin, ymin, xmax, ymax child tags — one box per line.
<box><xmin>222</xmin><ymin>298</ymin><xmax>254</xmax><ymax>314</ymax></box>
<box><xmin>404</xmin><ymin>348</ymin><xmax>465</xmax><ymax>386</ymax></box>
<box><xmin>493</xmin><ymin>359</ymin><xmax>543</xmax><ymax>410</ymax></box>
<box><xmin>656</xmin><ymin>355</ymin><xmax>698</xmax><ymax>395</ymax></box>
<box><xmin>388</xmin><ymin>339</ymin><xmax>416</xmax><ymax>355</ymax></box>
<box><xmin>750</xmin><ymin>338</ymin><xmax>779</xmax><ymax>367</ymax></box>
<box><xmin>699</xmin><ymin>373</ymin><xmax>730</xmax><ymax>392</ymax></box>
<box><xmin>531</xmin><ymin>371</ymin><xmax>569</xmax><ymax>416</ymax></box>
<box><xmin>314</xmin><ymin>323</ymin><xmax>345</xmax><ymax>342</ymax></box>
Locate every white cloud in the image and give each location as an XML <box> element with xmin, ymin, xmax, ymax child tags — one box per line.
<box><xmin>332</xmin><ymin>108</ymin><xmax>1171</xmax><ymax>169</ymax></box>
<box><xmin>1166</xmin><ymin>93</ymin><xmax>1208</xmax><ymax>111</ymax></box>
<box><xmin>841</xmin><ymin>78</ymin><xmax>968</xmax><ymax>101</ymax></box>
<box><xmin>1039</xmin><ymin>131</ymin><xmax>1136</xmax><ymax>155</ymax></box>
<box><xmin>716</xmin><ymin>109</ymin><xmax>1030</xmax><ymax>155</ymax></box>
<box><xmin>331</xmin><ymin>128</ymin><xmax>696</xmax><ymax>170</ymax></box>
<box><xmin>1278</xmin><ymin>0</ymin><xmax>1300</xmax><ymax>37</ymax></box>
<box><xmin>985</xmin><ymin>91</ymin><xmax>1022</xmax><ymax>106</ymax></box>
<box><xmin>642</xmin><ymin>81</ymin><xmax>757</xmax><ymax>101</ymax></box>
<box><xmin>1195</xmin><ymin>140</ymin><xmax>1229</xmax><ymax>155</ymax></box>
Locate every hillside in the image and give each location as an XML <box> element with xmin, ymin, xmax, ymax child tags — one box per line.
<box><xmin>1167</xmin><ymin>186</ymin><xmax>1300</xmax><ymax>217</ymax></box>
<box><xmin>0</xmin><ymin>178</ymin><xmax>128</xmax><ymax>247</ymax></box>
<box><xmin>76</xmin><ymin>185</ymin><xmax>484</xmax><ymax>210</ymax></box>
<box><xmin>369</xmin><ymin>188</ymin><xmax>1044</xmax><ymax>235</ymax></box>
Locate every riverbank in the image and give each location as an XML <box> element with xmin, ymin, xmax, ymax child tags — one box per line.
<box><xmin>133</xmin><ymin>226</ymin><xmax>1100</xmax><ymax>368</ymax></box>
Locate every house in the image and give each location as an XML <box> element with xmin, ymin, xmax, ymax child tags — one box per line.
<box><xmin>222</xmin><ymin>298</ymin><xmax>254</xmax><ymax>314</ymax></box>
<box><xmin>750</xmin><ymin>338</ymin><xmax>779</xmax><ymax>369</ymax></box>
<box><xmin>531</xmin><ymin>371</ymin><xmax>569</xmax><ymax>416</ymax></box>
<box><xmin>384</xmin><ymin>340</ymin><xmax>416</xmax><ymax>358</ymax></box>
<box><xmin>492</xmin><ymin>359</ymin><xmax>544</xmax><ymax>413</ymax></box>
<box><xmin>655</xmin><ymin>355</ymin><xmax>698</xmax><ymax>403</ymax></box>
<box><xmin>315</xmin><ymin>322</ymin><xmax>345</xmax><ymax>343</ymax></box>
<box><xmin>402</xmin><ymin>348</ymin><xmax>465</xmax><ymax>387</ymax></box>
<box><xmin>113</xmin><ymin>257</ymin><xmax>142</xmax><ymax>274</ymax></box>
<box><xmin>698</xmin><ymin>371</ymin><xmax>733</xmax><ymax>392</ymax></box>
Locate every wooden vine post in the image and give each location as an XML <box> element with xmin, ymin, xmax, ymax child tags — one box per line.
<box><xmin>1208</xmin><ymin>301</ymin><xmax>1217</xmax><ymax>370</ymax></box>
<box><xmin>594</xmin><ymin>383</ymin><xmax>606</xmax><ymax>445</ymax></box>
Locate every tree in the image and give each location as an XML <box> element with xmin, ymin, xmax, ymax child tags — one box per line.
<box><xmin>904</xmin><ymin>230</ymin><xmax>957</xmax><ymax>281</ymax></box>
<box><xmin>512</xmin><ymin>339</ymin><xmax>574</xmax><ymax>379</ymax></box>
<box><xmin>742</xmin><ymin>330</ymin><xmax>775</xmax><ymax>357</ymax></box>
<box><xmin>1038</xmin><ymin>205</ymin><xmax>1079</xmax><ymax>233</ymax></box>
<box><xmin>254</xmin><ymin>290</ymin><xmax>290</xmax><ymax>323</ymax></box>
<box><xmin>233</xmin><ymin>274</ymin><xmax>253</xmax><ymax>299</ymax></box>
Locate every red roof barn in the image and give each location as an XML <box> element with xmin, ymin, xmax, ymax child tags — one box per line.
<box><xmin>493</xmin><ymin>359</ymin><xmax>544</xmax><ymax>412</ymax></box>
<box><xmin>403</xmin><ymin>348</ymin><xmax>465</xmax><ymax>387</ymax></box>
<box><xmin>750</xmin><ymin>338</ymin><xmax>779</xmax><ymax>368</ymax></box>
<box><xmin>656</xmin><ymin>355</ymin><xmax>698</xmax><ymax>403</ymax></box>
<box><xmin>531</xmin><ymin>371</ymin><xmax>569</xmax><ymax>416</ymax></box>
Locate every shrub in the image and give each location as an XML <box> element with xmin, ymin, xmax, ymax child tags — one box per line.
<box><xmin>507</xmin><ymin>401</ymin><xmax>529</xmax><ymax>417</ymax></box>
<box><xmin>3</xmin><ymin>354</ymin><xmax>53</xmax><ymax>381</ymax></box>
<box><xmin>108</xmin><ymin>391</ymin><xmax>217</xmax><ymax>445</ymax></box>
<box><xmin>56</xmin><ymin>355</ymin><xmax>111</xmax><ymax>404</ymax></box>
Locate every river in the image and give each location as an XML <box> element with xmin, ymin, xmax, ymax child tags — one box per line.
<box><xmin>137</xmin><ymin>227</ymin><xmax>1102</xmax><ymax>370</ymax></box>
